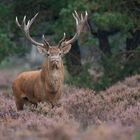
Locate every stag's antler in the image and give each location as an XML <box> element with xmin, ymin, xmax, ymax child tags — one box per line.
<box><xmin>42</xmin><ymin>34</ymin><xmax>50</xmax><ymax>48</ymax></box>
<box><xmin>16</xmin><ymin>11</ymin><xmax>88</xmax><ymax>50</ymax></box>
<box><xmin>58</xmin><ymin>33</ymin><xmax>66</xmax><ymax>48</ymax></box>
<box><xmin>64</xmin><ymin>11</ymin><xmax>88</xmax><ymax>46</ymax></box>
<box><xmin>16</xmin><ymin>13</ymin><xmax>49</xmax><ymax>48</ymax></box>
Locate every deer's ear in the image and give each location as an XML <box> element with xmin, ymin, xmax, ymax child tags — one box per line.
<box><xmin>61</xmin><ymin>44</ymin><xmax>71</xmax><ymax>55</ymax></box>
<box><xmin>37</xmin><ymin>46</ymin><xmax>47</xmax><ymax>54</ymax></box>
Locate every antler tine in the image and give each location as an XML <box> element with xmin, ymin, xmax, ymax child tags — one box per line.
<box><xmin>22</xmin><ymin>16</ymin><xmax>26</xmax><ymax>27</ymax></box>
<box><xmin>28</xmin><ymin>13</ymin><xmax>38</xmax><ymax>27</ymax></box>
<box><xmin>85</xmin><ymin>11</ymin><xmax>88</xmax><ymax>20</ymax></box>
<box><xmin>16</xmin><ymin>13</ymin><xmax>43</xmax><ymax>47</ymax></box>
<box><xmin>16</xmin><ymin>17</ymin><xmax>21</xmax><ymax>28</ymax></box>
<box><xmin>74</xmin><ymin>10</ymin><xmax>80</xmax><ymax>21</ymax></box>
<box><xmin>58</xmin><ymin>32</ymin><xmax>66</xmax><ymax>48</ymax></box>
<box><xmin>42</xmin><ymin>34</ymin><xmax>46</xmax><ymax>41</ymax></box>
<box><xmin>72</xmin><ymin>13</ymin><xmax>78</xmax><ymax>26</ymax></box>
<box><xmin>65</xmin><ymin>11</ymin><xmax>88</xmax><ymax>45</ymax></box>
<box><xmin>42</xmin><ymin>34</ymin><xmax>50</xmax><ymax>48</ymax></box>
<box><xmin>81</xmin><ymin>13</ymin><xmax>84</xmax><ymax>21</ymax></box>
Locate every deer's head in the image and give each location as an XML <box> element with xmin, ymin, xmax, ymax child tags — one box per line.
<box><xmin>37</xmin><ymin>39</ymin><xmax>71</xmax><ymax>69</ymax></box>
<box><xmin>16</xmin><ymin>11</ymin><xmax>88</xmax><ymax>69</ymax></box>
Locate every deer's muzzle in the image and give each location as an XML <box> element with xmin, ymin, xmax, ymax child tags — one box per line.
<box><xmin>50</xmin><ymin>58</ymin><xmax>61</xmax><ymax>69</ymax></box>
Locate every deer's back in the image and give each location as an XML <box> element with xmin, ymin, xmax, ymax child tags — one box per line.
<box><xmin>12</xmin><ymin>70</ymin><xmax>41</xmax><ymax>97</ymax></box>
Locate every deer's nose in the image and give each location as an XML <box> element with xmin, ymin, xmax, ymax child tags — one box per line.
<box><xmin>51</xmin><ymin>59</ymin><xmax>59</xmax><ymax>63</ymax></box>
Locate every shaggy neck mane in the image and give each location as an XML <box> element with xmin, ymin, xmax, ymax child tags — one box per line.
<box><xmin>41</xmin><ymin>60</ymin><xmax>64</xmax><ymax>93</ymax></box>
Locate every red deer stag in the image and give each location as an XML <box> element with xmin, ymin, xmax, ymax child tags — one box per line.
<box><xmin>12</xmin><ymin>11</ymin><xmax>88</xmax><ymax>110</ymax></box>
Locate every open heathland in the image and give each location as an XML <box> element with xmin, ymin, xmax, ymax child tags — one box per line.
<box><xmin>0</xmin><ymin>75</ymin><xmax>140</xmax><ymax>140</ymax></box>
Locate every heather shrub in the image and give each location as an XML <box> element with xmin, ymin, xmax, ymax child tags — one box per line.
<box><xmin>1</xmin><ymin>75</ymin><xmax>140</xmax><ymax>139</ymax></box>
<box><xmin>64</xmin><ymin>75</ymin><xmax>140</xmax><ymax>128</ymax></box>
<box><xmin>81</xmin><ymin>124</ymin><xmax>134</xmax><ymax>140</ymax></box>
<box><xmin>0</xmin><ymin>93</ymin><xmax>79</xmax><ymax>140</ymax></box>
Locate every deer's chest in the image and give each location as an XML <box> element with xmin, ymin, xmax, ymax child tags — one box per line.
<box><xmin>48</xmin><ymin>70</ymin><xmax>62</xmax><ymax>90</ymax></box>
<box><xmin>50</xmin><ymin>70</ymin><xmax>60</xmax><ymax>80</ymax></box>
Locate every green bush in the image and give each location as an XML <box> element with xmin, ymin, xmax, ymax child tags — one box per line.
<box><xmin>0</xmin><ymin>33</ymin><xmax>15</xmax><ymax>62</ymax></box>
<box><xmin>65</xmin><ymin>64</ymin><xmax>94</xmax><ymax>89</ymax></box>
<box><xmin>92</xmin><ymin>12</ymin><xmax>134</xmax><ymax>32</ymax></box>
<box><xmin>94</xmin><ymin>48</ymin><xmax>140</xmax><ymax>90</ymax></box>
<box><xmin>65</xmin><ymin>47</ymin><xmax>140</xmax><ymax>91</ymax></box>
<box><xmin>0</xmin><ymin>32</ymin><xmax>28</xmax><ymax>63</ymax></box>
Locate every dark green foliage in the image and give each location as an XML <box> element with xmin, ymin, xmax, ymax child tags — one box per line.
<box><xmin>54</xmin><ymin>0</ymin><xmax>89</xmax><ymax>39</ymax></box>
<box><xmin>95</xmin><ymin>48</ymin><xmax>140</xmax><ymax>90</ymax></box>
<box><xmin>0</xmin><ymin>3</ymin><xmax>15</xmax><ymax>62</ymax></box>
<box><xmin>65</xmin><ymin>64</ymin><xmax>94</xmax><ymax>89</ymax></box>
<box><xmin>0</xmin><ymin>33</ymin><xmax>15</xmax><ymax>62</ymax></box>
<box><xmin>66</xmin><ymin>48</ymin><xmax>140</xmax><ymax>91</ymax></box>
<box><xmin>0</xmin><ymin>2</ymin><xmax>27</xmax><ymax>62</ymax></box>
<box><xmin>0</xmin><ymin>0</ymin><xmax>139</xmax><ymax>90</ymax></box>
<box><xmin>0</xmin><ymin>33</ymin><xmax>27</xmax><ymax>62</ymax></box>
<box><xmin>93</xmin><ymin>12</ymin><xmax>134</xmax><ymax>32</ymax></box>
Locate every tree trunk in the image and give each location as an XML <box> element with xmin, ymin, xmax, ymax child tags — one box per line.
<box><xmin>66</xmin><ymin>40</ymin><xmax>82</xmax><ymax>75</ymax></box>
<box><xmin>98</xmin><ymin>30</ymin><xmax>111</xmax><ymax>55</ymax></box>
<box><xmin>88</xmin><ymin>19</ymin><xmax>119</xmax><ymax>55</ymax></box>
<box><xmin>126</xmin><ymin>30</ymin><xmax>140</xmax><ymax>52</ymax></box>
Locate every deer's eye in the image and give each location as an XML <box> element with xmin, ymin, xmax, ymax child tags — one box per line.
<box><xmin>59</xmin><ymin>52</ymin><xmax>62</xmax><ymax>56</ymax></box>
<box><xmin>46</xmin><ymin>52</ymin><xmax>50</xmax><ymax>56</ymax></box>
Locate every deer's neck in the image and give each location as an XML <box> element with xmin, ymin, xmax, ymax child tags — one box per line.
<box><xmin>41</xmin><ymin>60</ymin><xmax>64</xmax><ymax>93</ymax></box>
